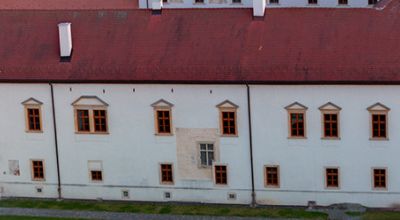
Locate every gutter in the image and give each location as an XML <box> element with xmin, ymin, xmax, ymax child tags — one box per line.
<box><xmin>246</xmin><ymin>84</ymin><xmax>256</xmax><ymax>207</ymax></box>
<box><xmin>50</xmin><ymin>83</ymin><xmax>62</xmax><ymax>199</ymax></box>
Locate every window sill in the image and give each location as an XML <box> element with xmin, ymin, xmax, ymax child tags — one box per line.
<box><xmin>75</xmin><ymin>131</ymin><xmax>109</xmax><ymax>135</ymax></box>
<box><xmin>307</xmin><ymin>3</ymin><xmax>319</xmax><ymax>6</ymax></box>
<box><xmin>90</xmin><ymin>180</ymin><xmax>103</xmax><ymax>183</ymax></box>
<box><xmin>220</xmin><ymin>134</ymin><xmax>238</xmax><ymax>138</ymax></box>
<box><xmin>268</xmin><ymin>3</ymin><xmax>280</xmax><ymax>5</ymax></box>
<box><xmin>372</xmin><ymin>187</ymin><xmax>387</xmax><ymax>191</ymax></box>
<box><xmin>264</xmin><ymin>185</ymin><xmax>280</xmax><ymax>188</ymax></box>
<box><xmin>160</xmin><ymin>182</ymin><xmax>174</xmax><ymax>185</ymax></box>
<box><xmin>155</xmin><ymin>133</ymin><xmax>174</xmax><ymax>136</ymax></box>
<box><xmin>26</xmin><ymin>130</ymin><xmax>43</xmax><ymax>133</ymax></box>
<box><xmin>321</xmin><ymin>137</ymin><xmax>341</xmax><ymax>140</ymax></box>
<box><xmin>214</xmin><ymin>183</ymin><xmax>228</xmax><ymax>187</ymax></box>
<box><xmin>369</xmin><ymin>138</ymin><xmax>389</xmax><ymax>141</ymax></box>
<box><xmin>325</xmin><ymin>186</ymin><xmax>340</xmax><ymax>190</ymax></box>
<box><xmin>287</xmin><ymin>136</ymin><xmax>307</xmax><ymax>139</ymax></box>
<box><xmin>32</xmin><ymin>178</ymin><xmax>45</xmax><ymax>182</ymax></box>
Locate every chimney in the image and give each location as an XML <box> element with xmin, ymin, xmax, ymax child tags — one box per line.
<box><xmin>58</xmin><ymin>22</ymin><xmax>73</xmax><ymax>59</ymax></box>
<box><xmin>253</xmin><ymin>0</ymin><xmax>266</xmax><ymax>17</ymax></box>
<box><xmin>152</xmin><ymin>0</ymin><xmax>163</xmax><ymax>14</ymax></box>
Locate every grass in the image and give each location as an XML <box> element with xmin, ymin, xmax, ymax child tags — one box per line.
<box><xmin>345</xmin><ymin>211</ymin><xmax>363</xmax><ymax>216</ymax></box>
<box><xmin>0</xmin><ymin>216</ymin><xmax>84</xmax><ymax>220</ymax></box>
<box><xmin>361</xmin><ymin>211</ymin><xmax>400</xmax><ymax>220</ymax></box>
<box><xmin>0</xmin><ymin>198</ymin><xmax>328</xmax><ymax>219</ymax></box>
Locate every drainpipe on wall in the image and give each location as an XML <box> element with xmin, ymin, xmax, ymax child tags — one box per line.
<box><xmin>246</xmin><ymin>84</ymin><xmax>256</xmax><ymax>207</ymax></box>
<box><xmin>50</xmin><ymin>83</ymin><xmax>62</xmax><ymax>200</ymax></box>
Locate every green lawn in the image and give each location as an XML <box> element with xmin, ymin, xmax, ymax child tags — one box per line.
<box><xmin>0</xmin><ymin>198</ymin><xmax>328</xmax><ymax>219</ymax></box>
<box><xmin>361</xmin><ymin>211</ymin><xmax>400</xmax><ymax>220</ymax></box>
<box><xmin>0</xmin><ymin>216</ymin><xmax>84</xmax><ymax>220</ymax></box>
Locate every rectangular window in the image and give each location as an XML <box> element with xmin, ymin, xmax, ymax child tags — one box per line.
<box><xmin>77</xmin><ymin>109</ymin><xmax>90</xmax><ymax>132</ymax></box>
<box><xmin>290</xmin><ymin>113</ymin><xmax>305</xmax><ymax>137</ymax></box>
<box><xmin>308</xmin><ymin>0</ymin><xmax>318</xmax><ymax>4</ymax></box>
<box><xmin>215</xmin><ymin>165</ymin><xmax>227</xmax><ymax>185</ymax></box>
<box><xmin>221</xmin><ymin>111</ymin><xmax>236</xmax><ymax>135</ymax></box>
<box><xmin>195</xmin><ymin>0</ymin><xmax>204</xmax><ymax>3</ymax></box>
<box><xmin>368</xmin><ymin>0</ymin><xmax>378</xmax><ymax>5</ymax></box>
<box><xmin>270</xmin><ymin>0</ymin><xmax>279</xmax><ymax>3</ymax></box>
<box><xmin>200</xmin><ymin>143</ymin><xmax>214</xmax><ymax>167</ymax></box>
<box><xmin>373</xmin><ymin>168</ymin><xmax>386</xmax><ymax>189</ymax></box>
<box><xmin>157</xmin><ymin>110</ymin><xmax>171</xmax><ymax>134</ymax></box>
<box><xmin>372</xmin><ymin>114</ymin><xmax>386</xmax><ymax>138</ymax></box>
<box><xmin>32</xmin><ymin>160</ymin><xmax>44</xmax><ymax>180</ymax></box>
<box><xmin>338</xmin><ymin>0</ymin><xmax>348</xmax><ymax>4</ymax></box>
<box><xmin>91</xmin><ymin>170</ymin><xmax>103</xmax><ymax>181</ymax></box>
<box><xmin>323</xmin><ymin>113</ymin><xmax>338</xmax><ymax>138</ymax></box>
<box><xmin>163</xmin><ymin>0</ymin><xmax>168</xmax><ymax>2</ymax></box>
<box><xmin>93</xmin><ymin>110</ymin><xmax>107</xmax><ymax>132</ymax></box>
<box><xmin>265</xmin><ymin>166</ymin><xmax>279</xmax><ymax>187</ymax></box>
<box><xmin>27</xmin><ymin>108</ymin><xmax>41</xmax><ymax>131</ymax></box>
<box><xmin>232</xmin><ymin>0</ymin><xmax>241</xmax><ymax>3</ymax></box>
<box><xmin>326</xmin><ymin>168</ymin><xmax>339</xmax><ymax>188</ymax></box>
<box><xmin>160</xmin><ymin>164</ymin><xmax>173</xmax><ymax>184</ymax></box>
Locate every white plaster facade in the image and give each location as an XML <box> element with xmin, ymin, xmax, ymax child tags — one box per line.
<box><xmin>1</xmin><ymin>84</ymin><xmax>400</xmax><ymax>207</ymax></box>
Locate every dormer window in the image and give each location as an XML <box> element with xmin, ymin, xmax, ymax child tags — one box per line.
<box><xmin>367</xmin><ymin>103</ymin><xmax>389</xmax><ymax>140</ymax></box>
<box><xmin>216</xmin><ymin>100</ymin><xmax>239</xmax><ymax>137</ymax></box>
<box><xmin>22</xmin><ymin>98</ymin><xmax>43</xmax><ymax>133</ymax></box>
<box><xmin>285</xmin><ymin>102</ymin><xmax>307</xmax><ymax>138</ymax></box>
<box><xmin>151</xmin><ymin>99</ymin><xmax>174</xmax><ymax>135</ymax></box>
<box><xmin>72</xmin><ymin>96</ymin><xmax>109</xmax><ymax>134</ymax></box>
<box><xmin>319</xmin><ymin>102</ymin><xmax>341</xmax><ymax>139</ymax></box>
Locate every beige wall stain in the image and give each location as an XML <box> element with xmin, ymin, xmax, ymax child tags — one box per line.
<box><xmin>176</xmin><ymin>128</ymin><xmax>220</xmax><ymax>180</ymax></box>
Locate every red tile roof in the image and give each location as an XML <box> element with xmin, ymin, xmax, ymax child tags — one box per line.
<box><xmin>0</xmin><ymin>0</ymin><xmax>138</xmax><ymax>10</ymax></box>
<box><xmin>1</xmin><ymin>3</ymin><xmax>400</xmax><ymax>84</ymax></box>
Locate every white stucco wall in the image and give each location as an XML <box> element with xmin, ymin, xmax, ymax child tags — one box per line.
<box><xmin>0</xmin><ymin>83</ymin><xmax>399</xmax><ymax>207</ymax></box>
<box><xmin>251</xmin><ymin>85</ymin><xmax>400</xmax><ymax>208</ymax></box>
<box><xmin>53</xmin><ymin>84</ymin><xmax>252</xmax><ymax>204</ymax></box>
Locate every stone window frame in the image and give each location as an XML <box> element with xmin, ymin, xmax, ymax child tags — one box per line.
<box><xmin>319</xmin><ymin>102</ymin><xmax>341</xmax><ymax>140</ymax></box>
<box><xmin>213</xmin><ymin>163</ymin><xmax>228</xmax><ymax>186</ymax></box>
<box><xmin>264</xmin><ymin>165</ymin><xmax>280</xmax><ymax>188</ymax></box>
<box><xmin>72</xmin><ymin>96</ymin><xmax>109</xmax><ymax>135</ymax></box>
<box><xmin>216</xmin><ymin>100</ymin><xmax>239</xmax><ymax>137</ymax></box>
<box><xmin>367</xmin><ymin>103</ymin><xmax>390</xmax><ymax>141</ymax></box>
<box><xmin>159</xmin><ymin>163</ymin><xmax>174</xmax><ymax>185</ymax></box>
<box><xmin>31</xmin><ymin>159</ymin><xmax>45</xmax><ymax>181</ymax></box>
<box><xmin>88</xmin><ymin>160</ymin><xmax>104</xmax><ymax>183</ymax></box>
<box><xmin>285</xmin><ymin>102</ymin><xmax>308</xmax><ymax>139</ymax></box>
<box><xmin>151</xmin><ymin>99</ymin><xmax>174</xmax><ymax>136</ymax></box>
<box><xmin>325</xmin><ymin>167</ymin><xmax>340</xmax><ymax>189</ymax></box>
<box><xmin>372</xmin><ymin>167</ymin><xmax>387</xmax><ymax>190</ymax></box>
<box><xmin>22</xmin><ymin>98</ymin><xmax>44</xmax><ymax>133</ymax></box>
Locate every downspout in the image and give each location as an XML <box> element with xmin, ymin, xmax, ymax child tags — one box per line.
<box><xmin>50</xmin><ymin>83</ymin><xmax>62</xmax><ymax>200</ymax></box>
<box><xmin>246</xmin><ymin>84</ymin><xmax>256</xmax><ymax>207</ymax></box>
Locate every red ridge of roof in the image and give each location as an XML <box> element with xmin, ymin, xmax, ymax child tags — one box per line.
<box><xmin>0</xmin><ymin>0</ymin><xmax>138</xmax><ymax>10</ymax></box>
<box><xmin>0</xmin><ymin>6</ymin><xmax>400</xmax><ymax>84</ymax></box>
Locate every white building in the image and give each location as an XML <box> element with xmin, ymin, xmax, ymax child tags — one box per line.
<box><xmin>0</xmin><ymin>0</ymin><xmax>398</xmax><ymax>208</ymax></box>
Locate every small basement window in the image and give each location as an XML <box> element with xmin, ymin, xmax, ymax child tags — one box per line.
<box><xmin>88</xmin><ymin>161</ymin><xmax>103</xmax><ymax>182</ymax></box>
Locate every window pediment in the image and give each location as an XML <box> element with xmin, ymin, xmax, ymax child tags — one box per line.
<box><xmin>319</xmin><ymin>102</ymin><xmax>341</xmax><ymax>111</ymax></box>
<box><xmin>216</xmin><ymin>100</ymin><xmax>239</xmax><ymax>109</ymax></box>
<box><xmin>21</xmin><ymin>98</ymin><xmax>43</xmax><ymax>106</ymax></box>
<box><xmin>151</xmin><ymin>99</ymin><xmax>174</xmax><ymax>108</ymax></box>
<box><xmin>71</xmin><ymin>96</ymin><xmax>108</xmax><ymax>107</ymax></box>
<box><xmin>367</xmin><ymin>102</ymin><xmax>390</xmax><ymax>112</ymax></box>
<box><xmin>285</xmin><ymin>102</ymin><xmax>308</xmax><ymax>110</ymax></box>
